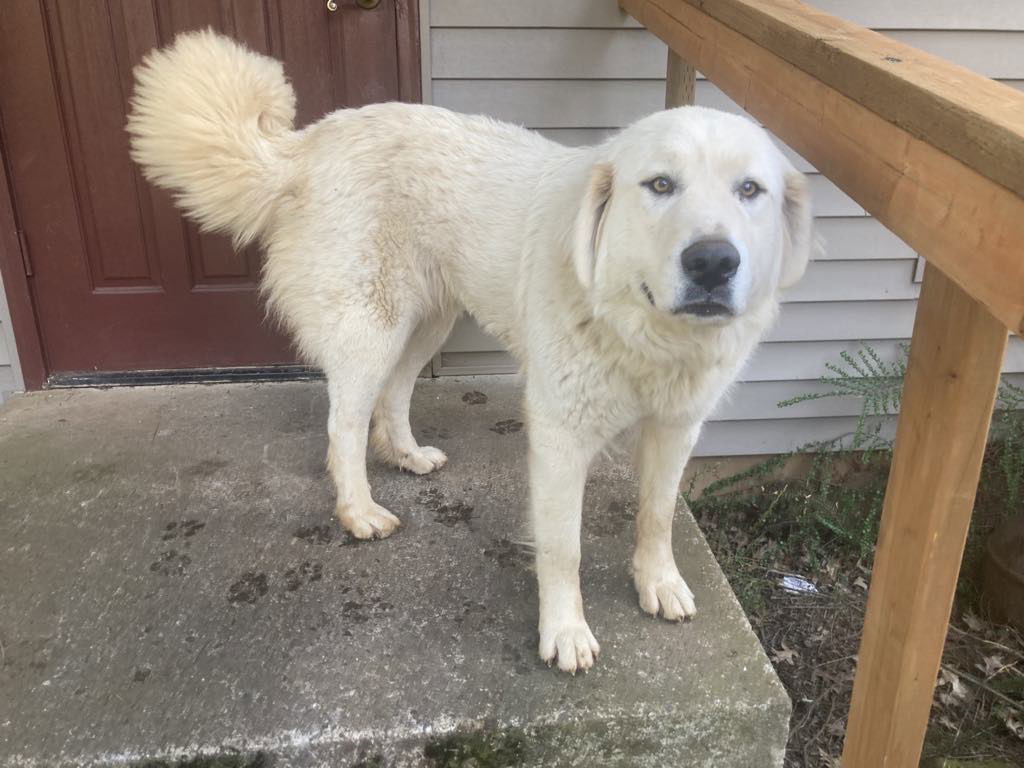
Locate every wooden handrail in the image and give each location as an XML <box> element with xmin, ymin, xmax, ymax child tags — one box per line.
<box><xmin>665</xmin><ymin>0</ymin><xmax>1024</xmax><ymax>200</ymax></box>
<box><xmin>620</xmin><ymin>0</ymin><xmax>1024</xmax><ymax>337</ymax></box>
<box><xmin>619</xmin><ymin>1</ymin><xmax>1020</xmax><ymax>765</ymax></box>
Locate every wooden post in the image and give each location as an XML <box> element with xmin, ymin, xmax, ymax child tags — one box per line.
<box><xmin>665</xmin><ymin>49</ymin><xmax>695</xmax><ymax>108</ymax></box>
<box><xmin>842</xmin><ymin>265</ymin><xmax>1008</xmax><ymax>766</ymax></box>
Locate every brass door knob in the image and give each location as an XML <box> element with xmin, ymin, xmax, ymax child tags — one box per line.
<box><xmin>328</xmin><ymin>0</ymin><xmax>381</xmax><ymax>11</ymax></box>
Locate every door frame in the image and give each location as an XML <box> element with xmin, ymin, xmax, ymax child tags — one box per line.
<box><xmin>0</xmin><ymin>0</ymin><xmax>422</xmax><ymax>391</ymax></box>
<box><xmin>0</xmin><ymin>129</ymin><xmax>46</xmax><ymax>390</ymax></box>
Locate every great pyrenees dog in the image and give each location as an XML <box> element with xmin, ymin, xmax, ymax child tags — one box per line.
<box><xmin>128</xmin><ymin>31</ymin><xmax>811</xmax><ymax>673</ymax></box>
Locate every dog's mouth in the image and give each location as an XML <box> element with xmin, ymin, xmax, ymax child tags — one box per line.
<box><xmin>641</xmin><ymin>281</ymin><xmax>736</xmax><ymax>320</ymax></box>
<box><xmin>672</xmin><ymin>301</ymin><xmax>734</xmax><ymax>318</ymax></box>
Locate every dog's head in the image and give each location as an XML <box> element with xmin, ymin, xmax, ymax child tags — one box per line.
<box><xmin>573</xmin><ymin>107</ymin><xmax>811</xmax><ymax>329</ymax></box>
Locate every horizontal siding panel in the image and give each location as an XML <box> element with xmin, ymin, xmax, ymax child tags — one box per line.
<box><xmin>783</xmin><ymin>260</ymin><xmax>919</xmax><ymax>302</ymax></box>
<box><xmin>815</xmin><ymin>218</ymin><xmax>915</xmax><ymax>261</ymax></box>
<box><xmin>696</xmin><ymin>416</ymin><xmax>897</xmax><ymax>456</ymax></box>
<box><xmin>431</xmin><ymin>79</ymin><xmax>742</xmax><ymax>128</ymax></box>
<box><xmin>813</xmin><ymin>1</ymin><xmax>1024</xmax><ymax>30</ymax></box>
<box><xmin>807</xmin><ymin>176</ymin><xmax>865</xmax><ymax>217</ymax></box>
<box><xmin>718</xmin><ymin>375</ymin><xmax>1024</xmax><ymax>422</ymax></box>
<box><xmin>432</xmin><ymin>28</ymin><xmax>666</xmax><ymax>80</ymax></box>
<box><xmin>742</xmin><ymin>337</ymin><xmax>1024</xmax><ymax>381</ymax></box>
<box><xmin>432</xmin><ymin>29</ymin><xmax>1024</xmax><ymax>82</ymax></box>
<box><xmin>769</xmin><ymin>301</ymin><xmax>917</xmax><ymax>341</ymax></box>
<box><xmin>436</xmin><ymin>350</ymin><xmax>518</xmax><ymax>376</ymax></box>
<box><xmin>742</xmin><ymin>339</ymin><xmax>907</xmax><ymax>382</ymax></box>
<box><xmin>431</xmin><ymin>1</ymin><xmax>1024</xmax><ymax>30</ymax></box>
<box><xmin>731</xmin><ymin>377</ymin><xmax>1024</xmax><ymax>421</ymax></box>
<box><xmin>715</xmin><ymin>380</ymin><xmax>868</xmax><ymax>421</ymax></box>
<box><xmin>884</xmin><ymin>31</ymin><xmax>1024</xmax><ymax>79</ymax></box>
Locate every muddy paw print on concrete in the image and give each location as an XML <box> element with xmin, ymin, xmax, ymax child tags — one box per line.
<box><xmin>419</xmin><ymin>486</ymin><xmax>474</xmax><ymax>527</ymax></box>
<box><xmin>284</xmin><ymin>561</ymin><xmax>324</xmax><ymax>592</ymax></box>
<box><xmin>227</xmin><ymin>571</ymin><xmax>269</xmax><ymax>605</ymax></box>
<box><xmin>483</xmin><ymin>537</ymin><xmax>528</xmax><ymax>568</ymax></box>
<box><xmin>149</xmin><ymin>550</ymin><xmax>192</xmax><ymax>576</ymax></box>
<box><xmin>340</xmin><ymin>595</ymin><xmax>394</xmax><ymax>625</ymax></box>
<box><xmin>489</xmin><ymin>419</ymin><xmax>523</xmax><ymax>435</ymax></box>
<box><xmin>587</xmin><ymin>499</ymin><xmax>635</xmax><ymax>537</ymax></box>
<box><xmin>293</xmin><ymin>524</ymin><xmax>334</xmax><ymax>545</ymax></box>
<box><xmin>161</xmin><ymin>519</ymin><xmax>206</xmax><ymax>541</ymax></box>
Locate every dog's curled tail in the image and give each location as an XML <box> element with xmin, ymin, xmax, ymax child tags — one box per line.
<box><xmin>127</xmin><ymin>29</ymin><xmax>296</xmax><ymax>247</ymax></box>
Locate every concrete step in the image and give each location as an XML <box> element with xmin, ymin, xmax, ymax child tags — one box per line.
<box><xmin>0</xmin><ymin>377</ymin><xmax>789</xmax><ymax>767</ymax></box>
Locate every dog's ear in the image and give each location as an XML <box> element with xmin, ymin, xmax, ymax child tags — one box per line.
<box><xmin>779</xmin><ymin>170</ymin><xmax>814</xmax><ymax>289</ymax></box>
<box><xmin>573</xmin><ymin>163</ymin><xmax>614</xmax><ymax>290</ymax></box>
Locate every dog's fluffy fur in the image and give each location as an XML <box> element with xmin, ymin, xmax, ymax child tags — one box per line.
<box><xmin>128</xmin><ymin>30</ymin><xmax>812</xmax><ymax>672</ymax></box>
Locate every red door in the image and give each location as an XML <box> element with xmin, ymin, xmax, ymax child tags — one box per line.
<box><xmin>0</xmin><ymin>0</ymin><xmax>420</xmax><ymax>382</ymax></box>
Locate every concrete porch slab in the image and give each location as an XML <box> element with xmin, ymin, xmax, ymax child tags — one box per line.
<box><xmin>0</xmin><ymin>377</ymin><xmax>788</xmax><ymax>767</ymax></box>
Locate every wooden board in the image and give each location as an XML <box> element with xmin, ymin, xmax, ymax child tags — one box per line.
<box><xmin>661</xmin><ymin>0</ymin><xmax>1024</xmax><ymax>200</ymax></box>
<box><xmin>842</xmin><ymin>265</ymin><xmax>1007</xmax><ymax>765</ymax></box>
<box><xmin>431</xmin><ymin>0</ymin><xmax>1024</xmax><ymax>31</ymax></box>
<box><xmin>665</xmin><ymin>49</ymin><xmax>695</xmax><ymax>107</ymax></box>
<box><xmin>618</xmin><ymin>0</ymin><xmax>1024</xmax><ymax>334</ymax></box>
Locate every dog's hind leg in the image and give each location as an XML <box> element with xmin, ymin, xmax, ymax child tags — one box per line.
<box><xmin>323</xmin><ymin>316</ymin><xmax>413</xmax><ymax>540</ymax></box>
<box><xmin>370</xmin><ymin>311</ymin><xmax>457</xmax><ymax>475</ymax></box>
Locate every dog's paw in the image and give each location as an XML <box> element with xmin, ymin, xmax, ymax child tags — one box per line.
<box><xmin>539</xmin><ymin>621</ymin><xmax>600</xmax><ymax>674</ymax></box>
<box><xmin>336</xmin><ymin>501</ymin><xmax>401</xmax><ymax>540</ymax></box>
<box><xmin>635</xmin><ymin>569</ymin><xmax>697</xmax><ymax>621</ymax></box>
<box><xmin>399</xmin><ymin>445</ymin><xmax>448</xmax><ymax>475</ymax></box>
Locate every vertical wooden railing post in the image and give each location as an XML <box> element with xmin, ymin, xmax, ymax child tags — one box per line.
<box><xmin>842</xmin><ymin>265</ymin><xmax>1008</xmax><ymax>766</ymax></box>
<box><xmin>665</xmin><ymin>49</ymin><xmax>695</xmax><ymax>108</ymax></box>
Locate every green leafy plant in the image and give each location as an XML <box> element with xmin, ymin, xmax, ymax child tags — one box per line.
<box><xmin>690</xmin><ymin>343</ymin><xmax>1024</xmax><ymax>567</ymax></box>
<box><xmin>777</xmin><ymin>344</ymin><xmax>907</xmax><ymax>454</ymax></box>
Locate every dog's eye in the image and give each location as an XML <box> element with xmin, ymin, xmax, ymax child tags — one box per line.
<box><xmin>737</xmin><ymin>179</ymin><xmax>763</xmax><ymax>200</ymax></box>
<box><xmin>644</xmin><ymin>176</ymin><xmax>675</xmax><ymax>196</ymax></box>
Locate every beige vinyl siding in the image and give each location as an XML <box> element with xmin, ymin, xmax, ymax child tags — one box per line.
<box><xmin>422</xmin><ymin>1</ymin><xmax>1024</xmax><ymax>455</ymax></box>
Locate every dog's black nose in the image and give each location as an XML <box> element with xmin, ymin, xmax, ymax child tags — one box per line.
<box><xmin>681</xmin><ymin>239</ymin><xmax>740</xmax><ymax>291</ymax></box>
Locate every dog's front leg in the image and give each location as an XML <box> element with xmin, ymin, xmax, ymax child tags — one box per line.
<box><xmin>633</xmin><ymin>418</ymin><xmax>700</xmax><ymax>621</ymax></box>
<box><xmin>529</xmin><ymin>417</ymin><xmax>600</xmax><ymax>673</ymax></box>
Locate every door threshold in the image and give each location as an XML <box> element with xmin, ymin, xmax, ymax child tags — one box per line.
<box><xmin>47</xmin><ymin>365</ymin><xmax>324</xmax><ymax>389</ymax></box>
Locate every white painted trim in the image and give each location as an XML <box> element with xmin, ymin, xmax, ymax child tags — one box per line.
<box><xmin>419</xmin><ymin>0</ymin><xmax>433</xmax><ymax>105</ymax></box>
<box><xmin>0</xmin><ymin>266</ymin><xmax>25</xmax><ymax>400</ymax></box>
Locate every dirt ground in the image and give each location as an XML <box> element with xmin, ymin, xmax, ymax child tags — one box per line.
<box><xmin>690</xmin><ymin>458</ymin><xmax>1024</xmax><ymax>767</ymax></box>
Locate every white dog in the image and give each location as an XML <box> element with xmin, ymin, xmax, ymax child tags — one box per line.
<box><xmin>128</xmin><ymin>31</ymin><xmax>811</xmax><ymax>673</ymax></box>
